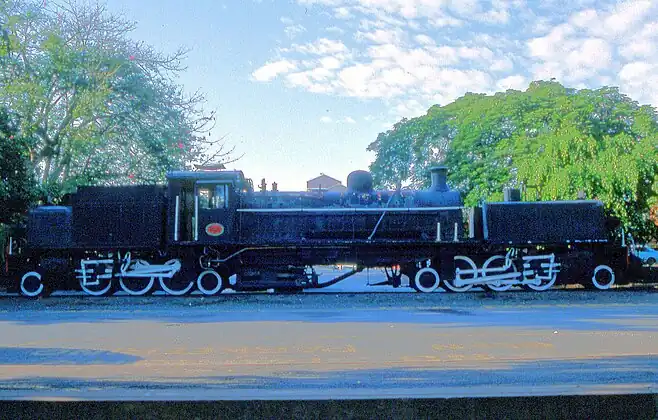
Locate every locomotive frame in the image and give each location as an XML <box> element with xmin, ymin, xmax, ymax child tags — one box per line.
<box><xmin>0</xmin><ymin>166</ymin><xmax>640</xmax><ymax>298</ymax></box>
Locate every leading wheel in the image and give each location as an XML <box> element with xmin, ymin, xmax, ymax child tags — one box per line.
<box><xmin>412</xmin><ymin>267</ymin><xmax>440</xmax><ymax>293</ymax></box>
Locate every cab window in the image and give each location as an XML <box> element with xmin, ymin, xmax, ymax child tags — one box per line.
<box><xmin>196</xmin><ymin>183</ymin><xmax>230</xmax><ymax>209</ymax></box>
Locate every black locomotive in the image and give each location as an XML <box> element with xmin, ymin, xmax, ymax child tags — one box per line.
<box><xmin>0</xmin><ymin>166</ymin><xmax>638</xmax><ymax>297</ymax></box>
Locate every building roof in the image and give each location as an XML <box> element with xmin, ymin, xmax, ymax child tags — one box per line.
<box><xmin>307</xmin><ymin>173</ymin><xmax>341</xmax><ymax>185</ymax></box>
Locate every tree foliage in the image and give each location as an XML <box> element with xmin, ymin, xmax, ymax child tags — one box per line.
<box><xmin>0</xmin><ymin>0</ymin><xmax>236</xmax><ymax>202</ymax></box>
<box><xmin>0</xmin><ymin>108</ymin><xmax>38</xmax><ymax>225</ymax></box>
<box><xmin>368</xmin><ymin>81</ymin><xmax>658</xmax><ymax>241</ymax></box>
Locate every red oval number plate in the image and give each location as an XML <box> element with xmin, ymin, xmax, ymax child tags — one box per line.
<box><xmin>205</xmin><ymin>223</ymin><xmax>225</xmax><ymax>237</ymax></box>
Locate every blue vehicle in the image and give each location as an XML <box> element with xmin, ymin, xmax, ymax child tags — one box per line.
<box><xmin>634</xmin><ymin>245</ymin><xmax>658</xmax><ymax>266</ymax></box>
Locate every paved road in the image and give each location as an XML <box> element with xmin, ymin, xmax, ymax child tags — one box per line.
<box><xmin>0</xmin><ymin>290</ymin><xmax>656</xmax><ymax>400</ymax></box>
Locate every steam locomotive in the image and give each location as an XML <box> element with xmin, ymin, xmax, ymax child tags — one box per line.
<box><xmin>0</xmin><ymin>166</ymin><xmax>638</xmax><ymax>298</ymax></box>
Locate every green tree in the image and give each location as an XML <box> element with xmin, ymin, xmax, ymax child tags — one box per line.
<box><xmin>369</xmin><ymin>81</ymin><xmax>658</xmax><ymax>241</ymax></box>
<box><xmin>0</xmin><ymin>0</ymin><xmax>235</xmax><ymax>199</ymax></box>
<box><xmin>0</xmin><ymin>108</ymin><xmax>38</xmax><ymax>224</ymax></box>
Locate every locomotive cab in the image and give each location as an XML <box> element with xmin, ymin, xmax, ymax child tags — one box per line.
<box><xmin>166</xmin><ymin>170</ymin><xmax>249</xmax><ymax>244</ymax></box>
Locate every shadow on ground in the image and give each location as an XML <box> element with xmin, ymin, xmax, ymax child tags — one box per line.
<box><xmin>1</xmin><ymin>297</ymin><xmax>657</xmax><ymax>333</ymax></box>
<box><xmin>0</xmin><ymin>347</ymin><xmax>142</xmax><ymax>365</ymax></box>
<box><xmin>0</xmin><ymin>355</ymin><xmax>655</xmax><ymax>397</ymax></box>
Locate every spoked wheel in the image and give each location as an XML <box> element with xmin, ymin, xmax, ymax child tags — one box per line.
<box><xmin>591</xmin><ymin>265</ymin><xmax>615</xmax><ymax>290</ymax></box>
<box><xmin>442</xmin><ymin>256</ymin><xmax>476</xmax><ymax>293</ymax></box>
<box><xmin>482</xmin><ymin>255</ymin><xmax>516</xmax><ymax>292</ymax></box>
<box><xmin>19</xmin><ymin>270</ymin><xmax>50</xmax><ymax>298</ymax></box>
<box><xmin>411</xmin><ymin>267</ymin><xmax>441</xmax><ymax>293</ymax></box>
<box><xmin>118</xmin><ymin>259</ymin><xmax>156</xmax><ymax>296</ymax></box>
<box><xmin>522</xmin><ymin>276</ymin><xmax>557</xmax><ymax>292</ymax></box>
<box><xmin>522</xmin><ymin>269</ymin><xmax>558</xmax><ymax>292</ymax></box>
<box><xmin>79</xmin><ymin>262</ymin><xmax>115</xmax><ymax>296</ymax></box>
<box><xmin>159</xmin><ymin>259</ymin><xmax>195</xmax><ymax>296</ymax></box>
<box><xmin>196</xmin><ymin>270</ymin><xmax>226</xmax><ymax>296</ymax></box>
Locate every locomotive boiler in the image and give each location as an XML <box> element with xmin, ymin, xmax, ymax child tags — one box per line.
<box><xmin>0</xmin><ymin>166</ymin><xmax>636</xmax><ymax>298</ymax></box>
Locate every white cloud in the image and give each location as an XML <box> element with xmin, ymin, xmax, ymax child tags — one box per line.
<box><xmin>569</xmin><ymin>9</ymin><xmax>598</xmax><ymax>28</ymax></box>
<box><xmin>491</xmin><ymin>57</ymin><xmax>514</xmax><ymax>72</ymax></box>
<box><xmin>298</xmin><ymin>0</ymin><xmax>523</xmax><ymax>27</ymax></box>
<box><xmin>496</xmin><ymin>75</ymin><xmax>527</xmax><ymax>91</ymax></box>
<box><xmin>335</xmin><ymin>6</ymin><xmax>352</xmax><ymax>18</ymax></box>
<box><xmin>601</xmin><ymin>0</ymin><xmax>654</xmax><ymax>37</ymax></box>
<box><xmin>252</xmin><ymin>59</ymin><xmax>297</xmax><ymax>82</ymax></box>
<box><xmin>619</xmin><ymin>40</ymin><xmax>654</xmax><ymax>60</ymax></box>
<box><xmin>320</xmin><ymin>56</ymin><xmax>343</xmax><ymax>69</ymax></box>
<box><xmin>414</xmin><ymin>34</ymin><xmax>435</xmax><ymax>46</ymax></box>
<box><xmin>325</xmin><ymin>25</ymin><xmax>345</xmax><ymax>34</ymax></box>
<box><xmin>254</xmin><ymin>0</ymin><xmax>658</xmax><ymax>121</ymax></box>
<box><xmin>619</xmin><ymin>61</ymin><xmax>653</xmax><ymax>82</ymax></box>
<box><xmin>320</xmin><ymin>116</ymin><xmax>333</xmax><ymax>123</ymax></box>
<box><xmin>290</xmin><ymin>38</ymin><xmax>349</xmax><ymax>55</ymax></box>
<box><xmin>284</xmin><ymin>24</ymin><xmax>307</xmax><ymax>39</ymax></box>
<box><xmin>527</xmin><ymin>0</ymin><xmax>658</xmax><ymax>88</ymax></box>
<box><xmin>356</xmin><ymin>28</ymin><xmax>407</xmax><ymax>45</ymax></box>
<box><xmin>394</xmin><ymin>99</ymin><xmax>426</xmax><ymax>117</ymax></box>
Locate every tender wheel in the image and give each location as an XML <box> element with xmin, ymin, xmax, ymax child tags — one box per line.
<box><xmin>443</xmin><ymin>256</ymin><xmax>476</xmax><ymax>292</ymax></box>
<box><xmin>647</xmin><ymin>257</ymin><xmax>656</xmax><ymax>266</ymax></box>
<box><xmin>482</xmin><ymin>255</ymin><xmax>516</xmax><ymax>292</ymax></box>
<box><xmin>412</xmin><ymin>267</ymin><xmax>440</xmax><ymax>293</ymax></box>
<box><xmin>591</xmin><ymin>265</ymin><xmax>615</xmax><ymax>290</ymax></box>
<box><xmin>19</xmin><ymin>271</ymin><xmax>47</xmax><ymax>298</ymax></box>
<box><xmin>159</xmin><ymin>259</ymin><xmax>195</xmax><ymax>296</ymax></box>
<box><xmin>196</xmin><ymin>270</ymin><xmax>226</xmax><ymax>296</ymax></box>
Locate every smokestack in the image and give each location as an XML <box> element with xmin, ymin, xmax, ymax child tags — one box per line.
<box><xmin>429</xmin><ymin>166</ymin><xmax>448</xmax><ymax>192</ymax></box>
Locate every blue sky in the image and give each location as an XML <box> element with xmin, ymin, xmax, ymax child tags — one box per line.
<box><xmin>105</xmin><ymin>0</ymin><xmax>658</xmax><ymax>190</ymax></box>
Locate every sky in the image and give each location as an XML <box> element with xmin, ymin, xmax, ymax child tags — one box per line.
<box><xmin>104</xmin><ymin>0</ymin><xmax>658</xmax><ymax>191</ymax></box>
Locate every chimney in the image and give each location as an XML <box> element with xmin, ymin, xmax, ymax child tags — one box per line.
<box><xmin>429</xmin><ymin>166</ymin><xmax>448</xmax><ymax>192</ymax></box>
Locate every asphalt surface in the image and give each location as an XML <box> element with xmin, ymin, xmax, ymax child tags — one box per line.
<box><xmin>0</xmin><ymin>287</ymin><xmax>657</xmax><ymax>401</ymax></box>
